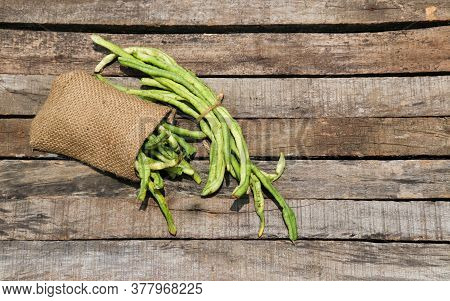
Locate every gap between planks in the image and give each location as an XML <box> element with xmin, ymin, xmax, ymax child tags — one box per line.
<box><xmin>2</xmin><ymin>22</ymin><xmax>450</xmax><ymax>35</ymax></box>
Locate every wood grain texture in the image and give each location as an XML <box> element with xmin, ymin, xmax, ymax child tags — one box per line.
<box><xmin>1</xmin><ymin>0</ymin><xmax>449</xmax><ymax>283</ymax></box>
<box><xmin>1</xmin><ymin>160</ymin><xmax>448</xmax><ymax>200</ymax></box>
<box><xmin>1</xmin><ymin>195</ymin><xmax>448</xmax><ymax>241</ymax></box>
<box><xmin>2</xmin><ymin>117</ymin><xmax>448</xmax><ymax>158</ymax></box>
<box><xmin>1</xmin><ymin>0</ymin><xmax>449</xmax><ymax>26</ymax></box>
<box><xmin>1</xmin><ymin>75</ymin><xmax>449</xmax><ymax>117</ymax></box>
<box><xmin>1</xmin><ymin>240</ymin><xmax>449</xmax><ymax>280</ymax></box>
<box><xmin>1</xmin><ymin>28</ymin><xmax>449</xmax><ymax>76</ymax></box>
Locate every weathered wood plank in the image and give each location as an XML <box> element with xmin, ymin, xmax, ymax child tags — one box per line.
<box><xmin>1</xmin><ymin>195</ymin><xmax>448</xmax><ymax>241</ymax></box>
<box><xmin>1</xmin><ymin>240</ymin><xmax>448</xmax><ymax>280</ymax></box>
<box><xmin>237</xmin><ymin>117</ymin><xmax>450</xmax><ymax>157</ymax></box>
<box><xmin>1</xmin><ymin>160</ymin><xmax>448</xmax><ymax>200</ymax></box>
<box><xmin>2</xmin><ymin>118</ymin><xmax>448</xmax><ymax>158</ymax></box>
<box><xmin>1</xmin><ymin>28</ymin><xmax>448</xmax><ymax>76</ymax></box>
<box><xmin>1</xmin><ymin>75</ymin><xmax>449</xmax><ymax>117</ymax></box>
<box><xmin>1</xmin><ymin>0</ymin><xmax>448</xmax><ymax>26</ymax></box>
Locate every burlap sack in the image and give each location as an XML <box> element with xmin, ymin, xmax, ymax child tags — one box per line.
<box><xmin>30</xmin><ymin>70</ymin><xmax>172</xmax><ymax>181</ymax></box>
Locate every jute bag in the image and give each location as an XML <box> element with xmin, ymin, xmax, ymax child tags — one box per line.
<box><xmin>30</xmin><ymin>70</ymin><xmax>172</xmax><ymax>181</ymax></box>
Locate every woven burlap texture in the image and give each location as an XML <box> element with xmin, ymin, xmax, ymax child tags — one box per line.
<box><xmin>30</xmin><ymin>70</ymin><xmax>172</xmax><ymax>181</ymax></box>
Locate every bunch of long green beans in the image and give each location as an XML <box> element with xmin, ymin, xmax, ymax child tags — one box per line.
<box><xmin>134</xmin><ymin>122</ymin><xmax>205</xmax><ymax>235</ymax></box>
<box><xmin>92</xmin><ymin>35</ymin><xmax>298</xmax><ymax>241</ymax></box>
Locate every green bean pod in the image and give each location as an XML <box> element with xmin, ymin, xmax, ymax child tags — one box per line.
<box><xmin>251</xmin><ymin>164</ymin><xmax>298</xmax><ymax>242</ymax></box>
<box><xmin>143</xmin><ymin>131</ymin><xmax>169</xmax><ymax>151</ymax></box>
<box><xmin>172</xmin><ymin>133</ymin><xmax>197</xmax><ymax>158</ymax></box>
<box><xmin>250</xmin><ymin>174</ymin><xmax>265</xmax><ymax>238</ymax></box>
<box><xmin>158</xmin><ymin>126</ymin><xmax>180</xmax><ymax>152</ymax></box>
<box><xmin>118</xmin><ymin>57</ymin><xmax>203</xmax><ymax>99</ymax></box>
<box><xmin>202</xmin><ymin>139</ymin><xmax>218</xmax><ymax>194</ymax></box>
<box><xmin>136</xmin><ymin>151</ymin><xmax>151</xmax><ymax>201</ymax></box>
<box><xmin>151</xmin><ymin>171</ymin><xmax>164</xmax><ymax>190</ymax></box>
<box><xmin>147</xmin><ymin>156</ymin><xmax>181</xmax><ymax>170</ymax></box>
<box><xmin>147</xmin><ymin>179</ymin><xmax>177</xmax><ymax>235</ymax></box>
<box><xmin>140</xmin><ymin>78</ymin><xmax>169</xmax><ymax>90</ymax></box>
<box><xmin>260</xmin><ymin>152</ymin><xmax>286</xmax><ymax>182</ymax></box>
<box><xmin>162</xmin><ymin>122</ymin><xmax>206</xmax><ymax>140</ymax></box>
<box><xmin>216</xmin><ymin>112</ymin><xmax>231</xmax><ymax>173</ymax></box>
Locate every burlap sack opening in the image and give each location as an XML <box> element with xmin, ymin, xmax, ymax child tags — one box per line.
<box><xmin>30</xmin><ymin>70</ymin><xmax>172</xmax><ymax>181</ymax></box>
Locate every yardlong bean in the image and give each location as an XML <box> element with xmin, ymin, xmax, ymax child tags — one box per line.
<box><xmin>162</xmin><ymin>122</ymin><xmax>206</xmax><ymax>140</ymax></box>
<box><xmin>172</xmin><ymin>133</ymin><xmax>197</xmax><ymax>158</ymax></box>
<box><xmin>135</xmin><ymin>124</ymin><xmax>203</xmax><ymax>235</ymax></box>
<box><xmin>251</xmin><ymin>164</ymin><xmax>298</xmax><ymax>241</ymax></box>
<box><xmin>92</xmin><ymin>35</ymin><xmax>298</xmax><ymax>241</ymax></box>
<box><xmin>148</xmin><ymin>179</ymin><xmax>177</xmax><ymax>236</ymax></box>
<box><xmin>250</xmin><ymin>175</ymin><xmax>265</xmax><ymax>238</ymax></box>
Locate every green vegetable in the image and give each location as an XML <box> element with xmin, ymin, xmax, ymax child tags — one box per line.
<box><xmin>140</xmin><ymin>78</ymin><xmax>169</xmax><ymax>90</ymax></box>
<box><xmin>260</xmin><ymin>152</ymin><xmax>286</xmax><ymax>182</ymax></box>
<box><xmin>133</xmin><ymin>124</ymin><xmax>203</xmax><ymax>235</ymax></box>
<box><xmin>162</xmin><ymin>122</ymin><xmax>206</xmax><ymax>140</ymax></box>
<box><xmin>147</xmin><ymin>179</ymin><xmax>177</xmax><ymax>236</ymax></box>
<box><xmin>144</xmin><ymin>131</ymin><xmax>169</xmax><ymax>151</ymax></box>
<box><xmin>135</xmin><ymin>151</ymin><xmax>151</xmax><ymax>201</ymax></box>
<box><xmin>172</xmin><ymin>133</ymin><xmax>197</xmax><ymax>158</ymax></box>
<box><xmin>251</xmin><ymin>164</ymin><xmax>298</xmax><ymax>241</ymax></box>
<box><xmin>92</xmin><ymin>35</ymin><xmax>298</xmax><ymax>241</ymax></box>
<box><xmin>250</xmin><ymin>175</ymin><xmax>265</xmax><ymax>238</ymax></box>
<box><xmin>151</xmin><ymin>171</ymin><xmax>164</xmax><ymax>190</ymax></box>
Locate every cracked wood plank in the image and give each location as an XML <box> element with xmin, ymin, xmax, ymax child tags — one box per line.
<box><xmin>1</xmin><ymin>75</ymin><xmax>449</xmax><ymax>117</ymax></box>
<box><xmin>1</xmin><ymin>240</ymin><xmax>448</xmax><ymax>280</ymax></box>
<box><xmin>2</xmin><ymin>118</ymin><xmax>448</xmax><ymax>158</ymax></box>
<box><xmin>1</xmin><ymin>160</ymin><xmax>448</xmax><ymax>201</ymax></box>
<box><xmin>1</xmin><ymin>195</ymin><xmax>448</xmax><ymax>241</ymax></box>
<box><xmin>1</xmin><ymin>159</ymin><xmax>447</xmax><ymax>241</ymax></box>
<box><xmin>1</xmin><ymin>0</ymin><xmax>448</xmax><ymax>26</ymax></box>
<box><xmin>1</xmin><ymin>28</ymin><xmax>448</xmax><ymax>76</ymax></box>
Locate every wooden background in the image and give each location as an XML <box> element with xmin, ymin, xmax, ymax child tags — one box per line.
<box><xmin>0</xmin><ymin>0</ymin><xmax>449</xmax><ymax>280</ymax></box>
